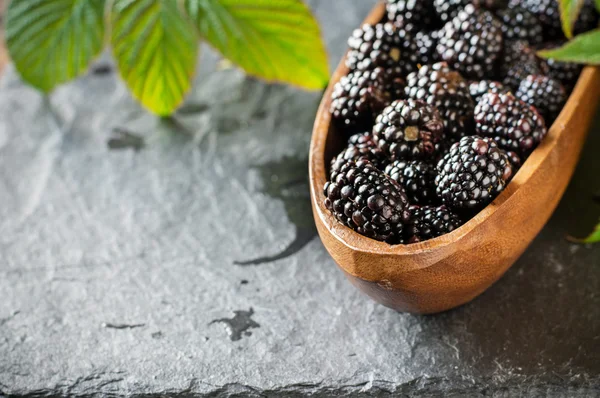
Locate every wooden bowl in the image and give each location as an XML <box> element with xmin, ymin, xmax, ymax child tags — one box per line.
<box><xmin>309</xmin><ymin>3</ymin><xmax>600</xmax><ymax>314</ymax></box>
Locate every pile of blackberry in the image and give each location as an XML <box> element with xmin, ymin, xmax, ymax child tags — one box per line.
<box><xmin>325</xmin><ymin>0</ymin><xmax>591</xmax><ymax>244</ymax></box>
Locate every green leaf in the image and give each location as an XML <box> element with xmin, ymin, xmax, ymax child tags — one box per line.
<box><xmin>595</xmin><ymin>0</ymin><xmax>600</xmax><ymax>13</ymax></box>
<box><xmin>538</xmin><ymin>29</ymin><xmax>600</xmax><ymax>63</ymax></box>
<box><xmin>559</xmin><ymin>0</ymin><xmax>585</xmax><ymax>39</ymax></box>
<box><xmin>569</xmin><ymin>220</ymin><xmax>600</xmax><ymax>243</ymax></box>
<box><xmin>185</xmin><ymin>0</ymin><xmax>329</xmax><ymax>90</ymax></box>
<box><xmin>111</xmin><ymin>0</ymin><xmax>198</xmax><ymax>116</ymax></box>
<box><xmin>5</xmin><ymin>0</ymin><xmax>105</xmax><ymax>92</ymax></box>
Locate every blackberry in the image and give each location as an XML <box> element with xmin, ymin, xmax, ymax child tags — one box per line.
<box><xmin>516</xmin><ymin>75</ymin><xmax>566</xmax><ymax>122</ymax></box>
<box><xmin>405</xmin><ymin>205</ymin><xmax>463</xmax><ymax>243</ymax></box>
<box><xmin>498</xmin><ymin>6</ymin><xmax>543</xmax><ymax>45</ymax></box>
<box><xmin>405</xmin><ymin>62</ymin><xmax>475</xmax><ymax>138</ymax></box>
<box><xmin>433</xmin><ymin>0</ymin><xmax>469</xmax><ymax>23</ymax></box>
<box><xmin>501</xmin><ymin>41</ymin><xmax>546</xmax><ymax>90</ymax></box>
<box><xmin>469</xmin><ymin>80</ymin><xmax>510</xmax><ymax>102</ymax></box>
<box><xmin>346</xmin><ymin>23</ymin><xmax>419</xmax><ymax>78</ymax></box>
<box><xmin>323</xmin><ymin>159</ymin><xmax>412</xmax><ymax>243</ymax></box>
<box><xmin>415</xmin><ymin>30</ymin><xmax>439</xmax><ymax>66</ymax></box>
<box><xmin>474</xmin><ymin>92</ymin><xmax>547</xmax><ymax>157</ymax></box>
<box><xmin>330</xmin><ymin>68</ymin><xmax>393</xmax><ymax>130</ymax></box>
<box><xmin>386</xmin><ymin>0</ymin><xmax>436</xmax><ymax>32</ymax></box>
<box><xmin>506</xmin><ymin>151</ymin><xmax>522</xmax><ymax>173</ymax></box>
<box><xmin>373</xmin><ymin>99</ymin><xmax>445</xmax><ymax>161</ymax></box>
<box><xmin>540</xmin><ymin>43</ymin><xmax>582</xmax><ymax>92</ymax></box>
<box><xmin>511</xmin><ymin>0</ymin><xmax>597</xmax><ymax>39</ymax></box>
<box><xmin>434</xmin><ymin>0</ymin><xmax>508</xmax><ymax>23</ymax></box>
<box><xmin>436</xmin><ymin>136</ymin><xmax>513</xmax><ymax>209</ymax></box>
<box><xmin>437</xmin><ymin>5</ymin><xmax>504</xmax><ymax>80</ymax></box>
<box><xmin>330</xmin><ymin>132</ymin><xmax>386</xmax><ymax>181</ymax></box>
<box><xmin>385</xmin><ymin>160</ymin><xmax>438</xmax><ymax>204</ymax></box>
<box><xmin>574</xmin><ymin>0</ymin><xmax>599</xmax><ymax>35</ymax></box>
<box><xmin>510</xmin><ymin>0</ymin><xmax>562</xmax><ymax>39</ymax></box>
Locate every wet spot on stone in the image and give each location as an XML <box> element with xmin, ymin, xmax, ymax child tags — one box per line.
<box><xmin>108</xmin><ymin>128</ymin><xmax>145</xmax><ymax>152</ymax></box>
<box><xmin>102</xmin><ymin>323</ymin><xmax>145</xmax><ymax>330</ymax></box>
<box><xmin>234</xmin><ymin>156</ymin><xmax>317</xmax><ymax>266</ymax></box>
<box><xmin>209</xmin><ymin>308</ymin><xmax>260</xmax><ymax>342</ymax></box>
<box><xmin>176</xmin><ymin>103</ymin><xmax>210</xmax><ymax>115</ymax></box>
<box><xmin>91</xmin><ymin>64</ymin><xmax>113</xmax><ymax>75</ymax></box>
<box><xmin>151</xmin><ymin>331</ymin><xmax>163</xmax><ymax>339</ymax></box>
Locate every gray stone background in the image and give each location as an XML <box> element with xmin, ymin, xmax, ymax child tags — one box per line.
<box><xmin>1</xmin><ymin>1</ymin><xmax>599</xmax><ymax>396</ymax></box>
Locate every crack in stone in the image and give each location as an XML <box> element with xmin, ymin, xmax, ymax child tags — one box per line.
<box><xmin>101</xmin><ymin>323</ymin><xmax>145</xmax><ymax>330</ymax></box>
<box><xmin>0</xmin><ymin>311</ymin><xmax>20</xmax><ymax>327</ymax></box>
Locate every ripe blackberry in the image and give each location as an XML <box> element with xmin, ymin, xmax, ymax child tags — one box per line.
<box><xmin>385</xmin><ymin>160</ymin><xmax>438</xmax><ymax>205</ymax></box>
<box><xmin>330</xmin><ymin>68</ymin><xmax>393</xmax><ymax>130</ymax></box>
<box><xmin>516</xmin><ymin>75</ymin><xmax>566</xmax><ymax>122</ymax></box>
<box><xmin>574</xmin><ymin>0</ymin><xmax>599</xmax><ymax>35</ymax></box>
<box><xmin>498</xmin><ymin>7</ymin><xmax>543</xmax><ymax>45</ymax></box>
<box><xmin>540</xmin><ymin>43</ymin><xmax>582</xmax><ymax>92</ymax></box>
<box><xmin>323</xmin><ymin>159</ymin><xmax>412</xmax><ymax>243</ymax></box>
<box><xmin>510</xmin><ymin>0</ymin><xmax>561</xmax><ymax>39</ymax></box>
<box><xmin>346</xmin><ymin>23</ymin><xmax>419</xmax><ymax>78</ymax></box>
<box><xmin>386</xmin><ymin>0</ymin><xmax>435</xmax><ymax>32</ymax></box>
<box><xmin>469</xmin><ymin>80</ymin><xmax>510</xmax><ymax>102</ymax></box>
<box><xmin>373</xmin><ymin>99</ymin><xmax>445</xmax><ymax>161</ymax></box>
<box><xmin>437</xmin><ymin>5</ymin><xmax>504</xmax><ymax>79</ymax></box>
<box><xmin>474</xmin><ymin>92</ymin><xmax>547</xmax><ymax>157</ymax></box>
<box><xmin>501</xmin><ymin>41</ymin><xmax>546</xmax><ymax>90</ymax></box>
<box><xmin>433</xmin><ymin>0</ymin><xmax>509</xmax><ymax>24</ymax></box>
<box><xmin>405</xmin><ymin>205</ymin><xmax>463</xmax><ymax>243</ymax></box>
<box><xmin>415</xmin><ymin>30</ymin><xmax>439</xmax><ymax>66</ymax></box>
<box><xmin>330</xmin><ymin>133</ymin><xmax>386</xmax><ymax>181</ymax></box>
<box><xmin>506</xmin><ymin>151</ymin><xmax>522</xmax><ymax>173</ymax></box>
<box><xmin>436</xmin><ymin>136</ymin><xmax>513</xmax><ymax>209</ymax></box>
<box><xmin>405</xmin><ymin>62</ymin><xmax>475</xmax><ymax>138</ymax></box>
<box><xmin>511</xmin><ymin>0</ymin><xmax>597</xmax><ymax>39</ymax></box>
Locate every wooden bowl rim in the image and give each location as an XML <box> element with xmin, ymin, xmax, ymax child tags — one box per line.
<box><xmin>309</xmin><ymin>2</ymin><xmax>600</xmax><ymax>262</ymax></box>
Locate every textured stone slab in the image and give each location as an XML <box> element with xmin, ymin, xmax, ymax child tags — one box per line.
<box><xmin>1</xmin><ymin>1</ymin><xmax>599</xmax><ymax>396</ymax></box>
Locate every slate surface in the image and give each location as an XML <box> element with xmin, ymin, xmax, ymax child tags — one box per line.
<box><xmin>1</xmin><ymin>1</ymin><xmax>600</xmax><ymax>396</ymax></box>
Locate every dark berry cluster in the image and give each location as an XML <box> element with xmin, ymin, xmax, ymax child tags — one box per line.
<box><xmin>324</xmin><ymin>0</ymin><xmax>588</xmax><ymax>244</ymax></box>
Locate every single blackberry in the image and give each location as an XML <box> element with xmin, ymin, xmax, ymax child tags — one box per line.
<box><xmin>506</xmin><ymin>151</ymin><xmax>522</xmax><ymax>173</ymax></box>
<box><xmin>540</xmin><ymin>43</ymin><xmax>582</xmax><ymax>92</ymax></box>
<box><xmin>498</xmin><ymin>6</ymin><xmax>543</xmax><ymax>45</ymax></box>
<box><xmin>385</xmin><ymin>160</ymin><xmax>438</xmax><ymax>204</ymax></box>
<box><xmin>437</xmin><ymin>5</ymin><xmax>504</xmax><ymax>79</ymax></box>
<box><xmin>330</xmin><ymin>68</ymin><xmax>393</xmax><ymax>130</ymax></box>
<box><xmin>405</xmin><ymin>62</ymin><xmax>475</xmax><ymax>138</ymax></box>
<box><xmin>469</xmin><ymin>80</ymin><xmax>510</xmax><ymax>102</ymax></box>
<box><xmin>473</xmin><ymin>0</ymin><xmax>509</xmax><ymax>10</ymax></box>
<box><xmin>511</xmin><ymin>0</ymin><xmax>597</xmax><ymax>39</ymax></box>
<box><xmin>405</xmin><ymin>205</ymin><xmax>463</xmax><ymax>243</ymax></box>
<box><xmin>346</xmin><ymin>23</ymin><xmax>419</xmax><ymax>78</ymax></box>
<box><xmin>510</xmin><ymin>0</ymin><xmax>562</xmax><ymax>39</ymax></box>
<box><xmin>415</xmin><ymin>30</ymin><xmax>439</xmax><ymax>66</ymax></box>
<box><xmin>330</xmin><ymin>132</ymin><xmax>386</xmax><ymax>181</ymax></box>
<box><xmin>323</xmin><ymin>159</ymin><xmax>412</xmax><ymax>243</ymax></box>
<box><xmin>434</xmin><ymin>0</ymin><xmax>508</xmax><ymax>23</ymax></box>
<box><xmin>574</xmin><ymin>0</ymin><xmax>599</xmax><ymax>35</ymax></box>
<box><xmin>433</xmin><ymin>0</ymin><xmax>469</xmax><ymax>23</ymax></box>
<box><xmin>436</xmin><ymin>136</ymin><xmax>513</xmax><ymax>209</ymax></box>
<box><xmin>516</xmin><ymin>75</ymin><xmax>566</xmax><ymax>122</ymax></box>
<box><xmin>501</xmin><ymin>41</ymin><xmax>546</xmax><ymax>90</ymax></box>
<box><xmin>373</xmin><ymin>99</ymin><xmax>445</xmax><ymax>161</ymax></box>
<box><xmin>386</xmin><ymin>0</ymin><xmax>436</xmax><ymax>32</ymax></box>
<box><xmin>474</xmin><ymin>92</ymin><xmax>547</xmax><ymax>157</ymax></box>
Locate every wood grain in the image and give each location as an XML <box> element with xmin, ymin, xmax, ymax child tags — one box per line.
<box><xmin>309</xmin><ymin>3</ymin><xmax>600</xmax><ymax>314</ymax></box>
